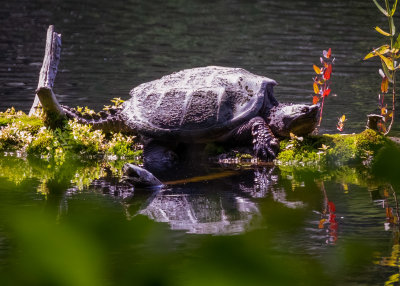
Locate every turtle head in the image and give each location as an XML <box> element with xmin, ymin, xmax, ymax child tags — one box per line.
<box><xmin>268</xmin><ymin>103</ymin><xmax>319</xmax><ymax>138</ymax></box>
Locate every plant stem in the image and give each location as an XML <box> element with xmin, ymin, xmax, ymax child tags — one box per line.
<box><xmin>384</xmin><ymin>0</ymin><xmax>396</xmax><ymax>135</ymax></box>
<box><xmin>318</xmin><ymin>82</ymin><xmax>327</xmax><ymax>126</ymax></box>
<box><xmin>318</xmin><ymin>97</ymin><xmax>325</xmax><ymax>126</ymax></box>
<box><xmin>385</xmin><ymin>72</ymin><xmax>396</xmax><ymax>134</ymax></box>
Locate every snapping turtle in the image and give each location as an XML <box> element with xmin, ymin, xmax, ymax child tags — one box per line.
<box><xmin>45</xmin><ymin>66</ymin><xmax>318</xmax><ymax>163</ymax></box>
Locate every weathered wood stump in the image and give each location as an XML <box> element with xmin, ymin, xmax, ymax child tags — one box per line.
<box><xmin>366</xmin><ymin>114</ymin><xmax>384</xmax><ymax>131</ymax></box>
<box><xmin>29</xmin><ymin>25</ymin><xmax>65</xmax><ymax>127</ymax></box>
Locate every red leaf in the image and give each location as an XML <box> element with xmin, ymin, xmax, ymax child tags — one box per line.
<box><xmin>323</xmin><ymin>64</ymin><xmax>332</xmax><ymax>80</ymax></box>
<box><xmin>323</xmin><ymin>48</ymin><xmax>332</xmax><ymax>59</ymax></box>
<box><xmin>322</xmin><ymin>88</ymin><xmax>331</xmax><ymax>97</ymax></box>
<box><xmin>313</xmin><ymin>96</ymin><xmax>319</xmax><ymax>105</ymax></box>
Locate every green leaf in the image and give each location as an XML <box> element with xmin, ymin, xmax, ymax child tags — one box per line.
<box><xmin>390</xmin><ymin>17</ymin><xmax>396</xmax><ymax>35</ymax></box>
<box><xmin>392</xmin><ymin>0</ymin><xmax>398</xmax><ymax>16</ymax></box>
<box><xmin>364</xmin><ymin>44</ymin><xmax>390</xmax><ymax>60</ymax></box>
<box><xmin>382</xmin><ymin>61</ymin><xmax>393</xmax><ymax>82</ymax></box>
<box><xmin>375</xmin><ymin>26</ymin><xmax>391</xmax><ymax>36</ymax></box>
<box><xmin>373</xmin><ymin>0</ymin><xmax>389</xmax><ymax>16</ymax></box>
<box><xmin>378</xmin><ymin>53</ymin><xmax>395</xmax><ymax>70</ymax></box>
<box><xmin>394</xmin><ymin>34</ymin><xmax>400</xmax><ymax>49</ymax></box>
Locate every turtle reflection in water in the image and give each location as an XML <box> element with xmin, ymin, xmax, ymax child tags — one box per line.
<box><xmin>120</xmin><ymin>165</ymin><xmax>304</xmax><ymax>234</ymax></box>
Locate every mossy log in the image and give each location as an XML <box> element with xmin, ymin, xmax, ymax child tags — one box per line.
<box><xmin>276</xmin><ymin>129</ymin><xmax>400</xmax><ymax>169</ymax></box>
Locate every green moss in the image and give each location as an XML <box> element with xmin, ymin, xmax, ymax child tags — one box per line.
<box><xmin>277</xmin><ymin>130</ymin><xmax>394</xmax><ymax>168</ymax></box>
<box><xmin>0</xmin><ymin>108</ymin><xmax>44</xmax><ymax>132</ymax></box>
<box><xmin>0</xmin><ymin>108</ymin><xmax>143</xmax><ymax>163</ymax></box>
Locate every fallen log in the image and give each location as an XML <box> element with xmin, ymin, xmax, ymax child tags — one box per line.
<box><xmin>29</xmin><ymin>25</ymin><xmax>65</xmax><ymax>125</ymax></box>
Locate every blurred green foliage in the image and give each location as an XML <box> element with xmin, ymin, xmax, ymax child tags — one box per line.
<box><xmin>0</xmin><ymin>154</ymin><xmax>382</xmax><ymax>286</ymax></box>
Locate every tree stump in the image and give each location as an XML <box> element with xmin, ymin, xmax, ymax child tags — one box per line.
<box><xmin>29</xmin><ymin>25</ymin><xmax>66</xmax><ymax>127</ymax></box>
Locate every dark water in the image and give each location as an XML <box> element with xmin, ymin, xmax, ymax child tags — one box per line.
<box><xmin>1</xmin><ymin>0</ymin><xmax>398</xmax><ymax>134</ymax></box>
<box><xmin>1</xmin><ymin>155</ymin><xmax>400</xmax><ymax>285</ymax></box>
<box><xmin>2</xmin><ymin>0</ymin><xmax>400</xmax><ymax>285</ymax></box>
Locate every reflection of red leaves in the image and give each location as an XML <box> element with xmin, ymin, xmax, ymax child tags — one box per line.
<box><xmin>319</xmin><ymin>218</ymin><xmax>326</xmax><ymax>229</ymax></box>
<box><xmin>386</xmin><ymin>207</ymin><xmax>395</xmax><ymax>224</ymax></box>
<box><xmin>328</xmin><ymin>201</ymin><xmax>336</xmax><ymax>212</ymax></box>
<box><xmin>381</xmin><ymin>76</ymin><xmax>389</xmax><ymax>93</ymax></box>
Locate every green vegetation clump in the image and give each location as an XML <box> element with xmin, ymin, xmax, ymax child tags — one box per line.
<box><xmin>0</xmin><ymin>108</ymin><xmax>142</xmax><ymax>162</ymax></box>
<box><xmin>276</xmin><ymin>129</ymin><xmax>397</xmax><ymax>168</ymax></box>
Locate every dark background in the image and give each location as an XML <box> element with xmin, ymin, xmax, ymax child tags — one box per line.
<box><xmin>0</xmin><ymin>0</ymin><xmax>394</xmax><ymax>134</ymax></box>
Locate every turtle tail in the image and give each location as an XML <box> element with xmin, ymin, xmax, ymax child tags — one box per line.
<box><xmin>61</xmin><ymin>105</ymin><xmax>132</xmax><ymax>134</ymax></box>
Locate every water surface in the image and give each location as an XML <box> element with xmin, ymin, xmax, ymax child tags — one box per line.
<box><xmin>1</xmin><ymin>0</ymin><xmax>397</xmax><ymax>134</ymax></box>
<box><xmin>2</xmin><ymin>1</ymin><xmax>400</xmax><ymax>285</ymax></box>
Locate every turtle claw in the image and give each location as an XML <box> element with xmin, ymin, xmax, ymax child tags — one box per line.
<box><xmin>251</xmin><ymin>118</ymin><xmax>280</xmax><ymax>161</ymax></box>
<box><xmin>253</xmin><ymin>138</ymin><xmax>279</xmax><ymax>161</ymax></box>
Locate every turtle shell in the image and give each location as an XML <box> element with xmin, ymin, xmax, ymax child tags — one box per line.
<box><xmin>122</xmin><ymin>66</ymin><xmax>277</xmax><ymax>142</ymax></box>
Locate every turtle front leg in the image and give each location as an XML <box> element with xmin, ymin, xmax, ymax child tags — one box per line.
<box><xmin>227</xmin><ymin>117</ymin><xmax>279</xmax><ymax>161</ymax></box>
<box><xmin>250</xmin><ymin>117</ymin><xmax>280</xmax><ymax>161</ymax></box>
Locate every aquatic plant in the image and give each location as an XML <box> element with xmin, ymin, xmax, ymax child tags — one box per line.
<box><xmin>312</xmin><ymin>48</ymin><xmax>335</xmax><ymax>126</ymax></box>
<box><xmin>364</xmin><ymin>0</ymin><xmax>399</xmax><ymax>134</ymax></box>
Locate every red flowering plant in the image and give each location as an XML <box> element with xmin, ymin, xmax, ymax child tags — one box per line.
<box><xmin>312</xmin><ymin>48</ymin><xmax>335</xmax><ymax>127</ymax></box>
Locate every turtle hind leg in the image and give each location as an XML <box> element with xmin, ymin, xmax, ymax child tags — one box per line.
<box><xmin>251</xmin><ymin>117</ymin><xmax>280</xmax><ymax>161</ymax></box>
